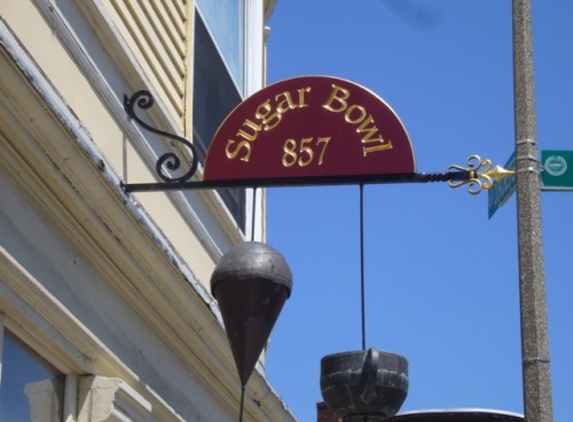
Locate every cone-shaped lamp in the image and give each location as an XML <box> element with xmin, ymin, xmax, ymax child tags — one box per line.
<box><xmin>211</xmin><ymin>241</ymin><xmax>292</xmax><ymax>387</ymax></box>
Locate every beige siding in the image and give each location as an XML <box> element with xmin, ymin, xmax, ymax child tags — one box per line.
<box><xmin>106</xmin><ymin>0</ymin><xmax>190</xmax><ymax>127</ymax></box>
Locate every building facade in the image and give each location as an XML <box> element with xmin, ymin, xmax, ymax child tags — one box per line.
<box><xmin>0</xmin><ymin>0</ymin><xmax>294</xmax><ymax>420</ymax></box>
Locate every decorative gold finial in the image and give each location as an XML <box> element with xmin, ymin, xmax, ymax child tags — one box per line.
<box><xmin>488</xmin><ymin>165</ymin><xmax>516</xmax><ymax>183</ymax></box>
<box><xmin>448</xmin><ymin>155</ymin><xmax>515</xmax><ymax>195</ymax></box>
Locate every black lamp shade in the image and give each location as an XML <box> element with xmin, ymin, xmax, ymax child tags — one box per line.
<box><xmin>211</xmin><ymin>241</ymin><xmax>292</xmax><ymax>386</ymax></box>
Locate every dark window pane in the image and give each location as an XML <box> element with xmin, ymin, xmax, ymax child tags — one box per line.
<box><xmin>195</xmin><ymin>0</ymin><xmax>244</xmax><ymax>92</ymax></box>
<box><xmin>193</xmin><ymin>12</ymin><xmax>246</xmax><ymax>231</ymax></box>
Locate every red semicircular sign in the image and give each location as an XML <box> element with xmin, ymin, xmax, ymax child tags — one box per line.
<box><xmin>204</xmin><ymin>76</ymin><xmax>416</xmax><ymax>181</ymax></box>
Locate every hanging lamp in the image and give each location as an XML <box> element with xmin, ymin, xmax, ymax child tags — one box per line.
<box><xmin>211</xmin><ymin>241</ymin><xmax>292</xmax><ymax>420</ymax></box>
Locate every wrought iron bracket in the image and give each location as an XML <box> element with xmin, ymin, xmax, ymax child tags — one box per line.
<box><xmin>124</xmin><ymin>90</ymin><xmax>198</xmax><ymax>182</ymax></box>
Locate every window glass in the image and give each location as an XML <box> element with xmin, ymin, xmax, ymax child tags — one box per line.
<box><xmin>193</xmin><ymin>12</ymin><xmax>246</xmax><ymax>231</ymax></box>
<box><xmin>196</xmin><ymin>0</ymin><xmax>244</xmax><ymax>92</ymax></box>
<box><xmin>0</xmin><ymin>334</ymin><xmax>59</xmax><ymax>421</ymax></box>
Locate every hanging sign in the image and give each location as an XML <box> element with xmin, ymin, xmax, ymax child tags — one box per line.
<box><xmin>204</xmin><ymin>76</ymin><xmax>416</xmax><ymax>182</ymax></box>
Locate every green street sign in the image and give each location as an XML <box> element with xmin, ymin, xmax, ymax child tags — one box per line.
<box><xmin>542</xmin><ymin>150</ymin><xmax>573</xmax><ymax>190</ymax></box>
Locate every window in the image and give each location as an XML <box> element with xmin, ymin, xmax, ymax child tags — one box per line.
<box><xmin>193</xmin><ymin>7</ymin><xmax>246</xmax><ymax>231</ymax></box>
<box><xmin>0</xmin><ymin>332</ymin><xmax>62</xmax><ymax>421</ymax></box>
<box><xmin>195</xmin><ymin>0</ymin><xmax>244</xmax><ymax>93</ymax></box>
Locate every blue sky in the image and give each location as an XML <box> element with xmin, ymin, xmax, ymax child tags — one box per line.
<box><xmin>263</xmin><ymin>1</ymin><xmax>573</xmax><ymax>421</ymax></box>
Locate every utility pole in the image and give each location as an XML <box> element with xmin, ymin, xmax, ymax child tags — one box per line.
<box><xmin>512</xmin><ymin>1</ymin><xmax>553</xmax><ymax>421</ymax></box>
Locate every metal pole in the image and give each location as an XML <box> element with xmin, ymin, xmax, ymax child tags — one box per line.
<box><xmin>359</xmin><ymin>184</ymin><xmax>366</xmax><ymax>350</ymax></box>
<box><xmin>512</xmin><ymin>1</ymin><xmax>553</xmax><ymax>421</ymax></box>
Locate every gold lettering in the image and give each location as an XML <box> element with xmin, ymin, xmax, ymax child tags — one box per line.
<box><xmin>237</xmin><ymin>119</ymin><xmax>263</xmax><ymax>141</ymax></box>
<box><xmin>356</xmin><ymin>115</ymin><xmax>384</xmax><ymax>143</ymax></box>
<box><xmin>316</xmin><ymin>137</ymin><xmax>331</xmax><ymax>165</ymax></box>
<box><xmin>282</xmin><ymin>138</ymin><xmax>298</xmax><ymax>167</ymax></box>
<box><xmin>345</xmin><ymin>104</ymin><xmax>367</xmax><ymax>124</ymax></box>
<box><xmin>224</xmin><ymin>86</ymin><xmax>319</xmax><ymax>160</ymax></box>
<box><xmin>362</xmin><ymin>142</ymin><xmax>393</xmax><ymax>156</ymax></box>
<box><xmin>275</xmin><ymin>91</ymin><xmax>297</xmax><ymax>114</ymax></box>
<box><xmin>226</xmin><ymin>139</ymin><xmax>251</xmax><ymax>162</ymax></box>
<box><xmin>322</xmin><ymin>85</ymin><xmax>350</xmax><ymax>113</ymax></box>
<box><xmin>297</xmin><ymin>87</ymin><xmax>311</xmax><ymax>108</ymax></box>
<box><xmin>298</xmin><ymin>137</ymin><xmax>314</xmax><ymax>167</ymax></box>
<box><xmin>321</xmin><ymin>84</ymin><xmax>394</xmax><ymax>157</ymax></box>
<box><xmin>255</xmin><ymin>100</ymin><xmax>282</xmax><ymax>131</ymax></box>
<box><xmin>281</xmin><ymin>137</ymin><xmax>331</xmax><ymax>167</ymax></box>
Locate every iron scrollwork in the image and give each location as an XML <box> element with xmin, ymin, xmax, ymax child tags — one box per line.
<box><xmin>124</xmin><ymin>90</ymin><xmax>198</xmax><ymax>183</ymax></box>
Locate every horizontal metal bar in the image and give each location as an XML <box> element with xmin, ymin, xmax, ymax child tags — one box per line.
<box><xmin>122</xmin><ymin>171</ymin><xmax>472</xmax><ymax>193</ymax></box>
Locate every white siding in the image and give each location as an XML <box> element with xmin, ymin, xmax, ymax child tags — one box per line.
<box><xmin>105</xmin><ymin>0</ymin><xmax>190</xmax><ymax>126</ymax></box>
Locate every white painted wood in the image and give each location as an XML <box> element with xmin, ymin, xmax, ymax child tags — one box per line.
<box><xmin>28</xmin><ymin>0</ymin><xmax>244</xmax><ymax>262</ymax></box>
<box><xmin>64</xmin><ymin>375</ymin><xmax>79</xmax><ymax>422</ymax></box>
<box><xmin>108</xmin><ymin>0</ymin><xmax>187</xmax><ymax>115</ymax></box>
<box><xmin>77</xmin><ymin>376</ymin><xmax>151</xmax><ymax>422</ymax></box>
<box><xmin>244</xmin><ymin>0</ymin><xmax>266</xmax><ymax>242</ymax></box>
